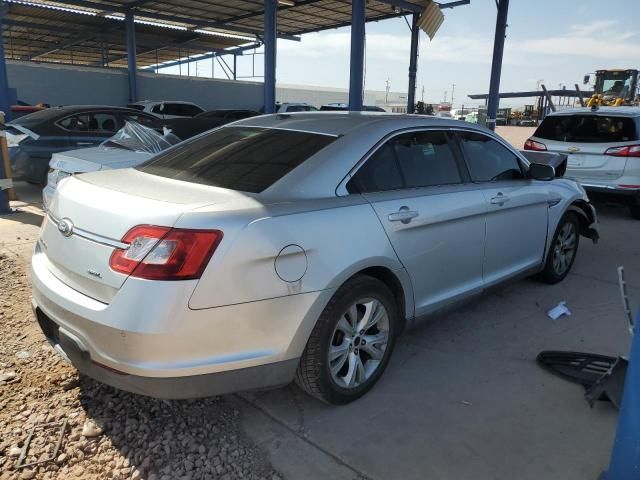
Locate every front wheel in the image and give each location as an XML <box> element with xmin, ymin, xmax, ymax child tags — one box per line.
<box><xmin>540</xmin><ymin>212</ymin><xmax>580</xmax><ymax>284</ymax></box>
<box><xmin>295</xmin><ymin>276</ymin><xmax>399</xmax><ymax>404</ymax></box>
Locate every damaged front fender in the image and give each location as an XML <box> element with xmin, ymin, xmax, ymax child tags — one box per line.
<box><xmin>568</xmin><ymin>200</ymin><xmax>599</xmax><ymax>244</ymax></box>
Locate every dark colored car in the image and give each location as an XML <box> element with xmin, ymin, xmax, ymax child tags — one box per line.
<box><xmin>7</xmin><ymin>106</ymin><xmax>160</xmax><ymax>185</ymax></box>
<box><xmin>319</xmin><ymin>103</ymin><xmax>386</xmax><ymax>112</ymax></box>
<box><xmin>161</xmin><ymin>109</ymin><xmax>261</xmax><ymax>140</ymax></box>
<box><xmin>10</xmin><ymin>101</ymin><xmax>49</xmax><ymax>120</ymax></box>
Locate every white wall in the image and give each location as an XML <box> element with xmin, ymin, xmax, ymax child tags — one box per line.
<box><xmin>7</xmin><ymin>60</ymin><xmax>408</xmax><ymax>111</ymax></box>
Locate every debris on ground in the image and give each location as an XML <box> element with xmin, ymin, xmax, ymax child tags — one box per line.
<box><xmin>547</xmin><ymin>301</ymin><xmax>571</xmax><ymax>320</ymax></box>
<box><xmin>0</xmin><ymin>253</ymin><xmax>282</xmax><ymax>480</ymax></box>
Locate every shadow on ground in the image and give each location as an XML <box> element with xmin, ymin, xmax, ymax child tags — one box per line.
<box><xmin>2</xmin><ymin>208</ymin><xmax>45</xmax><ymax>227</ymax></box>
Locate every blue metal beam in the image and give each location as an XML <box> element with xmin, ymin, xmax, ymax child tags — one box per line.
<box><xmin>377</xmin><ymin>0</ymin><xmax>422</xmax><ymax>13</ymax></box>
<box><xmin>486</xmin><ymin>0</ymin><xmax>509</xmax><ymax>131</ymax></box>
<box><xmin>348</xmin><ymin>0</ymin><xmax>365</xmax><ymax>111</ymax></box>
<box><xmin>439</xmin><ymin>0</ymin><xmax>471</xmax><ymax>9</ymax></box>
<box><xmin>602</xmin><ymin>311</ymin><xmax>640</xmax><ymax>480</ymax></box>
<box><xmin>378</xmin><ymin>0</ymin><xmax>470</xmax><ymax>13</ymax></box>
<box><xmin>407</xmin><ymin>12</ymin><xmax>419</xmax><ymax>113</ymax></box>
<box><xmin>125</xmin><ymin>10</ymin><xmax>138</xmax><ymax>103</ymax></box>
<box><xmin>141</xmin><ymin>43</ymin><xmax>260</xmax><ymax>71</ymax></box>
<box><xmin>263</xmin><ymin>0</ymin><xmax>277</xmax><ymax>114</ymax></box>
<box><xmin>0</xmin><ymin>5</ymin><xmax>11</xmax><ymax>214</ymax></box>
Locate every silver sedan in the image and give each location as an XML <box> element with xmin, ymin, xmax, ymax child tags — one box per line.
<box><xmin>32</xmin><ymin>113</ymin><xmax>598</xmax><ymax>404</ymax></box>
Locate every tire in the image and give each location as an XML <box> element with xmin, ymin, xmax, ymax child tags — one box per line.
<box><xmin>295</xmin><ymin>275</ymin><xmax>400</xmax><ymax>405</ymax></box>
<box><xmin>629</xmin><ymin>205</ymin><xmax>640</xmax><ymax>220</ymax></box>
<box><xmin>540</xmin><ymin>212</ymin><xmax>580</xmax><ymax>284</ymax></box>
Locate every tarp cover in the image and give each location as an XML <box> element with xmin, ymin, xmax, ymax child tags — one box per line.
<box><xmin>102</xmin><ymin>121</ymin><xmax>181</xmax><ymax>153</ymax></box>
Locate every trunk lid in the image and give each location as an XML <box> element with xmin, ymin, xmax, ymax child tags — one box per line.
<box><xmin>41</xmin><ymin>169</ymin><xmax>255</xmax><ymax>303</ymax></box>
<box><xmin>535</xmin><ymin>138</ymin><xmax>629</xmax><ymax>181</ymax></box>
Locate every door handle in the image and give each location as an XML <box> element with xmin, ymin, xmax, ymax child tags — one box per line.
<box><xmin>490</xmin><ymin>193</ymin><xmax>510</xmax><ymax>206</ymax></box>
<box><xmin>388</xmin><ymin>207</ymin><xmax>419</xmax><ymax>224</ymax></box>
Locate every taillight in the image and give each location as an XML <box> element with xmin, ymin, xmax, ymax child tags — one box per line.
<box><xmin>524</xmin><ymin>139</ymin><xmax>547</xmax><ymax>151</ymax></box>
<box><xmin>604</xmin><ymin>145</ymin><xmax>640</xmax><ymax>157</ymax></box>
<box><xmin>109</xmin><ymin>225</ymin><xmax>223</xmax><ymax>280</ymax></box>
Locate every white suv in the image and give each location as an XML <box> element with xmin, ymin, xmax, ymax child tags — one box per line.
<box><xmin>526</xmin><ymin>107</ymin><xmax>640</xmax><ymax>219</ymax></box>
<box><xmin>127</xmin><ymin>100</ymin><xmax>204</xmax><ymax>119</ymax></box>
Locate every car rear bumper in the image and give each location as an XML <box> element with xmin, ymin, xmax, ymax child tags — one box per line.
<box><xmin>31</xmin><ymin>245</ymin><xmax>333</xmax><ymax>398</ymax></box>
<box><xmin>33</xmin><ymin>305</ymin><xmax>298</xmax><ymax>399</ymax></box>
<box><xmin>581</xmin><ymin>183</ymin><xmax>640</xmax><ymax>204</ymax></box>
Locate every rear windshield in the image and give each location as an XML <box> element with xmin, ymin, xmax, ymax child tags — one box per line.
<box><xmin>9</xmin><ymin>108</ymin><xmax>63</xmax><ymax>130</ymax></box>
<box><xmin>535</xmin><ymin>114</ymin><xmax>638</xmax><ymax>143</ymax></box>
<box><xmin>137</xmin><ymin>126</ymin><xmax>336</xmax><ymax>193</ymax></box>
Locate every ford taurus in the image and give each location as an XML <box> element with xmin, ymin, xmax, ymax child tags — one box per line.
<box><xmin>32</xmin><ymin>113</ymin><xmax>598</xmax><ymax>404</ymax></box>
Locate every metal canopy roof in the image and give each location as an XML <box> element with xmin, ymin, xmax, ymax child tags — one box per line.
<box><xmin>2</xmin><ymin>2</ymin><xmax>254</xmax><ymax>68</ymax></box>
<box><xmin>1</xmin><ymin>0</ymin><xmax>431</xmax><ymax>68</ymax></box>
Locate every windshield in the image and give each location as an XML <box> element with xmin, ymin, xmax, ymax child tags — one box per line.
<box><xmin>596</xmin><ymin>71</ymin><xmax>634</xmax><ymax>97</ymax></box>
<box><xmin>137</xmin><ymin>126</ymin><xmax>336</xmax><ymax>193</ymax></box>
<box><xmin>534</xmin><ymin>114</ymin><xmax>638</xmax><ymax>143</ymax></box>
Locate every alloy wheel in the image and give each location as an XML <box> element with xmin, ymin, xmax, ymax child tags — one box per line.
<box><xmin>328</xmin><ymin>298</ymin><xmax>390</xmax><ymax>389</ymax></box>
<box><xmin>552</xmin><ymin>222</ymin><xmax>577</xmax><ymax>276</ymax></box>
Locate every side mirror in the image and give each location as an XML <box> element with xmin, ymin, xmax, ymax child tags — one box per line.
<box><xmin>529</xmin><ymin>162</ymin><xmax>555</xmax><ymax>181</ymax></box>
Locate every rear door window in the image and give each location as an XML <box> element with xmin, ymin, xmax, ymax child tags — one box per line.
<box><xmin>137</xmin><ymin>127</ymin><xmax>336</xmax><ymax>193</ymax></box>
<box><xmin>122</xmin><ymin>113</ymin><xmax>158</xmax><ymax>127</ymax></box>
<box><xmin>535</xmin><ymin>115</ymin><xmax>638</xmax><ymax>143</ymax></box>
<box><xmin>57</xmin><ymin>112</ymin><xmax>120</xmax><ymax>133</ymax></box>
<box><xmin>179</xmin><ymin>104</ymin><xmax>204</xmax><ymax>116</ymax></box>
<box><xmin>348</xmin><ymin>130</ymin><xmax>462</xmax><ymax>193</ymax></box>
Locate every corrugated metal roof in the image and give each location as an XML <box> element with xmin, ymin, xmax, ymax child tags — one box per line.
<box><xmin>2</xmin><ymin>0</ymin><xmax>427</xmax><ymax>68</ymax></box>
<box><xmin>2</xmin><ymin>2</ymin><xmax>255</xmax><ymax>68</ymax></box>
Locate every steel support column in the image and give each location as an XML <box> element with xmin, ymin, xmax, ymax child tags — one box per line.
<box><xmin>0</xmin><ymin>6</ymin><xmax>11</xmax><ymax>214</ymax></box>
<box><xmin>263</xmin><ymin>0</ymin><xmax>277</xmax><ymax>114</ymax></box>
<box><xmin>407</xmin><ymin>13</ymin><xmax>419</xmax><ymax>114</ymax></box>
<box><xmin>233</xmin><ymin>54</ymin><xmax>237</xmax><ymax>81</ymax></box>
<box><xmin>348</xmin><ymin>0</ymin><xmax>365</xmax><ymax>111</ymax></box>
<box><xmin>0</xmin><ymin>7</ymin><xmax>11</xmax><ymax>122</ymax></box>
<box><xmin>125</xmin><ymin>10</ymin><xmax>138</xmax><ymax>103</ymax></box>
<box><xmin>602</xmin><ymin>311</ymin><xmax>640</xmax><ymax>480</ymax></box>
<box><xmin>486</xmin><ymin>0</ymin><xmax>509</xmax><ymax>131</ymax></box>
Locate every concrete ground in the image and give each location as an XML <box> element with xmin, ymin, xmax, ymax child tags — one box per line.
<box><xmin>2</xmin><ymin>142</ymin><xmax>638</xmax><ymax>479</ymax></box>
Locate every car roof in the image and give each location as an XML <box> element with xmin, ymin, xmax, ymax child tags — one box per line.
<box><xmin>131</xmin><ymin>100</ymin><xmax>199</xmax><ymax>105</ymax></box>
<box><xmin>546</xmin><ymin>107</ymin><xmax>640</xmax><ymax>118</ymax></box>
<box><xmin>9</xmin><ymin>105</ymin><xmax>152</xmax><ymax>128</ymax></box>
<box><xmin>234</xmin><ymin>111</ymin><xmax>477</xmax><ymax>137</ymax></box>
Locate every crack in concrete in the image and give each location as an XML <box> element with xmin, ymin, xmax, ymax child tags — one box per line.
<box><xmin>236</xmin><ymin>394</ymin><xmax>375</xmax><ymax>480</ymax></box>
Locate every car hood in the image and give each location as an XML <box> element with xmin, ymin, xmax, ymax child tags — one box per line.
<box><xmin>50</xmin><ymin>147</ymin><xmax>155</xmax><ymax>174</ymax></box>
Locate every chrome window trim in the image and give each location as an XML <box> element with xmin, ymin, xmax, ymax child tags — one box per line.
<box><xmin>236</xmin><ymin>124</ymin><xmax>340</xmax><ymax>138</ymax></box>
<box><xmin>336</xmin><ymin>125</ymin><xmax>505</xmax><ymax>197</ymax></box>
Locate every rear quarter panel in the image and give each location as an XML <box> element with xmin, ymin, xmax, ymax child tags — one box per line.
<box><xmin>186</xmin><ymin>195</ymin><xmax>409</xmax><ymax>312</ymax></box>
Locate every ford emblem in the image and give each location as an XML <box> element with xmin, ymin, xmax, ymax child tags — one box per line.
<box><xmin>58</xmin><ymin>218</ymin><xmax>74</xmax><ymax>237</ymax></box>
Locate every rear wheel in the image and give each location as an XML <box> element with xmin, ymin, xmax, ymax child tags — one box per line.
<box><xmin>295</xmin><ymin>276</ymin><xmax>399</xmax><ymax>405</ymax></box>
<box><xmin>629</xmin><ymin>205</ymin><xmax>640</xmax><ymax>220</ymax></box>
<box><xmin>540</xmin><ymin>212</ymin><xmax>580</xmax><ymax>284</ymax></box>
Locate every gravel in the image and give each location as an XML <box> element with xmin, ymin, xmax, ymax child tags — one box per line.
<box><xmin>0</xmin><ymin>253</ymin><xmax>282</xmax><ymax>480</ymax></box>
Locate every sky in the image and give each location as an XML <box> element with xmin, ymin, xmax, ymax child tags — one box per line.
<box><xmin>165</xmin><ymin>0</ymin><xmax>640</xmax><ymax>109</ymax></box>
